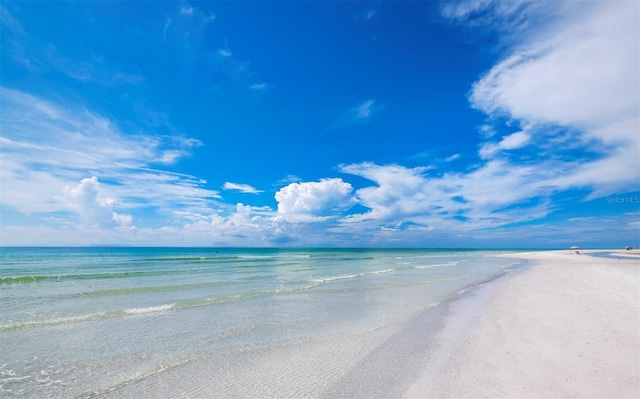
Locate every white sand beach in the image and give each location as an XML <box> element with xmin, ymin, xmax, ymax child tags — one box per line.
<box><xmin>405</xmin><ymin>250</ymin><xmax>640</xmax><ymax>398</ymax></box>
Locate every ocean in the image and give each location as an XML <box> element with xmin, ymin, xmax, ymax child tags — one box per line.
<box><xmin>0</xmin><ymin>247</ymin><xmax>522</xmax><ymax>398</ymax></box>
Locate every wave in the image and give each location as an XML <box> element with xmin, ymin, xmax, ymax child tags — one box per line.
<box><xmin>1</xmin><ymin>275</ymin><xmax>62</xmax><ymax>284</ymax></box>
<box><xmin>414</xmin><ymin>261</ymin><xmax>459</xmax><ymax>269</ymax></box>
<box><xmin>123</xmin><ymin>304</ymin><xmax>175</xmax><ymax>315</ymax></box>
<box><xmin>0</xmin><ymin>270</ymin><xmax>178</xmax><ymax>284</ymax></box>
<box><xmin>312</xmin><ymin>268</ymin><xmax>395</xmax><ymax>283</ymax></box>
<box><xmin>0</xmin><ymin>266</ymin><xmax>234</xmax><ymax>285</ymax></box>
<box><xmin>0</xmin><ymin>305</ymin><xmax>177</xmax><ymax>331</ymax></box>
<box><xmin>0</xmin><ymin>292</ymin><xmax>259</xmax><ymax>332</ymax></box>
<box><xmin>0</xmin><ymin>312</ymin><xmax>114</xmax><ymax>332</ymax></box>
<box><xmin>136</xmin><ymin>256</ymin><xmax>239</xmax><ymax>262</ymax></box>
<box><xmin>76</xmin><ymin>281</ymin><xmax>229</xmax><ymax>298</ymax></box>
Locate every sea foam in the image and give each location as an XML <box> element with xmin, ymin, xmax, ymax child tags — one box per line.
<box><xmin>123</xmin><ymin>304</ymin><xmax>176</xmax><ymax>315</ymax></box>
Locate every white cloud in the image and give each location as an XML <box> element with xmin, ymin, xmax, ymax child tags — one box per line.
<box><xmin>333</xmin><ymin>1</ymin><xmax>638</xmax><ymax>239</ymax></box>
<box><xmin>356</xmin><ymin>99</ymin><xmax>375</xmax><ymax>120</ymax></box>
<box><xmin>205</xmin><ymin>41</ymin><xmax>269</xmax><ymax>96</ymax></box>
<box><xmin>338</xmin><ymin>161</ymin><xmax>557</xmax><ymax>231</ymax></box>
<box><xmin>339</xmin><ymin>164</ymin><xmax>431</xmax><ymax>223</ymax></box>
<box><xmin>177</xmin><ymin>3</ymin><xmax>215</xmax><ymax>22</ymax></box>
<box><xmin>205</xmin><ymin>12</ymin><xmax>216</xmax><ymax>22</ymax></box>
<box><xmin>470</xmin><ymin>4</ymin><xmax>638</xmax><ymax>141</ymax></box>
<box><xmin>159</xmin><ymin>150</ymin><xmax>188</xmax><ymax>165</ymax></box>
<box><xmin>441</xmin><ymin>0</ymin><xmax>548</xmax><ymax>36</ymax></box>
<box><xmin>112</xmin><ymin>211</ymin><xmax>133</xmax><ymax>226</ymax></box>
<box><xmin>59</xmin><ymin>177</ymin><xmax>115</xmax><ymax>226</ymax></box>
<box><xmin>445</xmin><ymin>153</ymin><xmax>461</xmax><ymax>162</ymax></box>
<box><xmin>479</xmin><ymin>130</ymin><xmax>530</xmax><ymax>158</ymax></box>
<box><xmin>0</xmin><ymin>88</ymin><xmax>218</xmax><ymax>220</ymax></box>
<box><xmin>499</xmin><ymin>131</ymin><xmax>529</xmax><ymax>150</ymax></box>
<box><xmin>180</xmin><ymin>4</ymin><xmax>194</xmax><ymax>16</ymax></box>
<box><xmin>275</xmin><ymin>178</ymin><xmax>356</xmax><ymax>220</ymax></box>
<box><xmin>223</xmin><ymin>182</ymin><xmax>263</xmax><ymax>194</ymax></box>
<box><xmin>328</xmin><ymin>99</ymin><xmax>378</xmax><ymax>130</ymax></box>
<box><xmin>463</xmin><ymin>1</ymin><xmax>638</xmax><ymax>197</ymax></box>
<box><xmin>163</xmin><ymin>19</ymin><xmax>172</xmax><ymax>36</ymax></box>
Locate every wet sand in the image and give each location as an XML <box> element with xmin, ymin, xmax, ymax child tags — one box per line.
<box><xmin>405</xmin><ymin>250</ymin><xmax>640</xmax><ymax>398</ymax></box>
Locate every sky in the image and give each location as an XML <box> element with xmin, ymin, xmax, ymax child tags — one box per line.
<box><xmin>1</xmin><ymin>1</ymin><xmax>639</xmax><ymax>248</ymax></box>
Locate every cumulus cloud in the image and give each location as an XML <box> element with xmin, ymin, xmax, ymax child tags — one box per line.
<box><xmin>223</xmin><ymin>182</ymin><xmax>263</xmax><ymax>194</ymax></box>
<box><xmin>275</xmin><ymin>178</ymin><xmax>356</xmax><ymax>220</ymax></box>
<box><xmin>112</xmin><ymin>212</ymin><xmax>133</xmax><ymax>226</ymax></box>
<box><xmin>60</xmin><ymin>177</ymin><xmax>115</xmax><ymax>225</ymax></box>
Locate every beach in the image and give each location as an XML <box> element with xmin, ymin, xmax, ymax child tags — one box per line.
<box><xmin>405</xmin><ymin>250</ymin><xmax>640</xmax><ymax>398</ymax></box>
<box><xmin>1</xmin><ymin>248</ymin><xmax>638</xmax><ymax>398</ymax></box>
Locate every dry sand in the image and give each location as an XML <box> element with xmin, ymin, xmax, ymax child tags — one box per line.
<box><xmin>405</xmin><ymin>250</ymin><xmax>639</xmax><ymax>399</ymax></box>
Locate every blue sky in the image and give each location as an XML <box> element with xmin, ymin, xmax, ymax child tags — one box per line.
<box><xmin>1</xmin><ymin>1</ymin><xmax>638</xmax><ymax>248</ymax></box>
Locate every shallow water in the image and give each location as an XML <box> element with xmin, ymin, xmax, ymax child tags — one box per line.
<box><xmin>0</xmin><ymin>247</ymin><xmax>521</xmax><ymax>398</ymax></box>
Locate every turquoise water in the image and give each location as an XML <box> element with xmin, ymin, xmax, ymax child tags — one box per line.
<box><xmin>0</xmin><ymin>247</ymin><xmax>521</xmax><ymax>398</ymax></box>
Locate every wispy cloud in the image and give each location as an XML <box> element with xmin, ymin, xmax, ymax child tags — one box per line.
<box><xmin>441</xmin><ymin>0</ymin><xmax>547</xmax><ymax>37</ymax></box>
<box><xmin>1</xmin><ymin>8</ymin><xmax>144</xmax><ymax>87</ymax></box>
<box><xmin>250</xmin><ymin>83</ymin><xmax>267</xmax><ymax>91</ymax></box>
<box><xmin>180</xmin><ymin>4</ymin><xmax>194</xmax><ymax>16</ymax></box>
<box><xmin>360</xmin><ymin>1</ymin><xmax>381</xmax><ymax>22</ymax></box>
<box><xmin>223</xmin><ymin>182</ymin><xmax>263</xmax><ymax>194</ymax></box>
<box><xmin>0</xmin><ymin>88</ymin><xmax>218</xmax><ymax>220</ymax></box>
<box><xmin>163</xmin><ymin>18</ymin><xmax>172</xmax><ymax>37</ymax></box>
<box><xmin>337</xmin><ymin>160</ymin><xmax>556</xmax><ymax>236</ymax></box>
<box><xmin>355</xmin><ymin>100</ymin><xmax>375</xmax><ymax>120</ymax></box>
<box><xmin>478</xmin><ymin>130</ymin><xmax>530</xmax><ymax>159</ymax></box>
<box><xmin>178</xmin><ymin>2</ymin><xmax>214</xmax><ymax>21</ymax></box>
<box><xmin>445</xmin><ymin>154</ymin><xmax>461</xmax><ymax>162</ymax></box>
<box><xmin>465</xmin><ymin>0</ymin><xmax>639</xmax><ymax>199</ymax></box>
<box><xmin>327</xmin><ymin>99</ymin><xmax>378</xmax><ymax>130</ymax></box>
<box><xmin>160</xmin><ymin>6</ymin><xmax>266</xmax><ymax>98</ymax></box>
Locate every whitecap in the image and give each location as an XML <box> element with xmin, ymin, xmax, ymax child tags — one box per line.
<box><xmin>123</xmin><ymin>304</ymin><xmax>175</xmax><ymax>315</ymax></box>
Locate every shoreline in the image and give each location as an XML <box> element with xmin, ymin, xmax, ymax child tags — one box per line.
<box><xmin>14</xmin><ymin>248</ymin><xmax>635</xmax><ymax>398</ymax></box>
<box><xmin>404</xmin><ymin>250</ymin><xmax>640</xmax><ymax>398</ymax></box>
